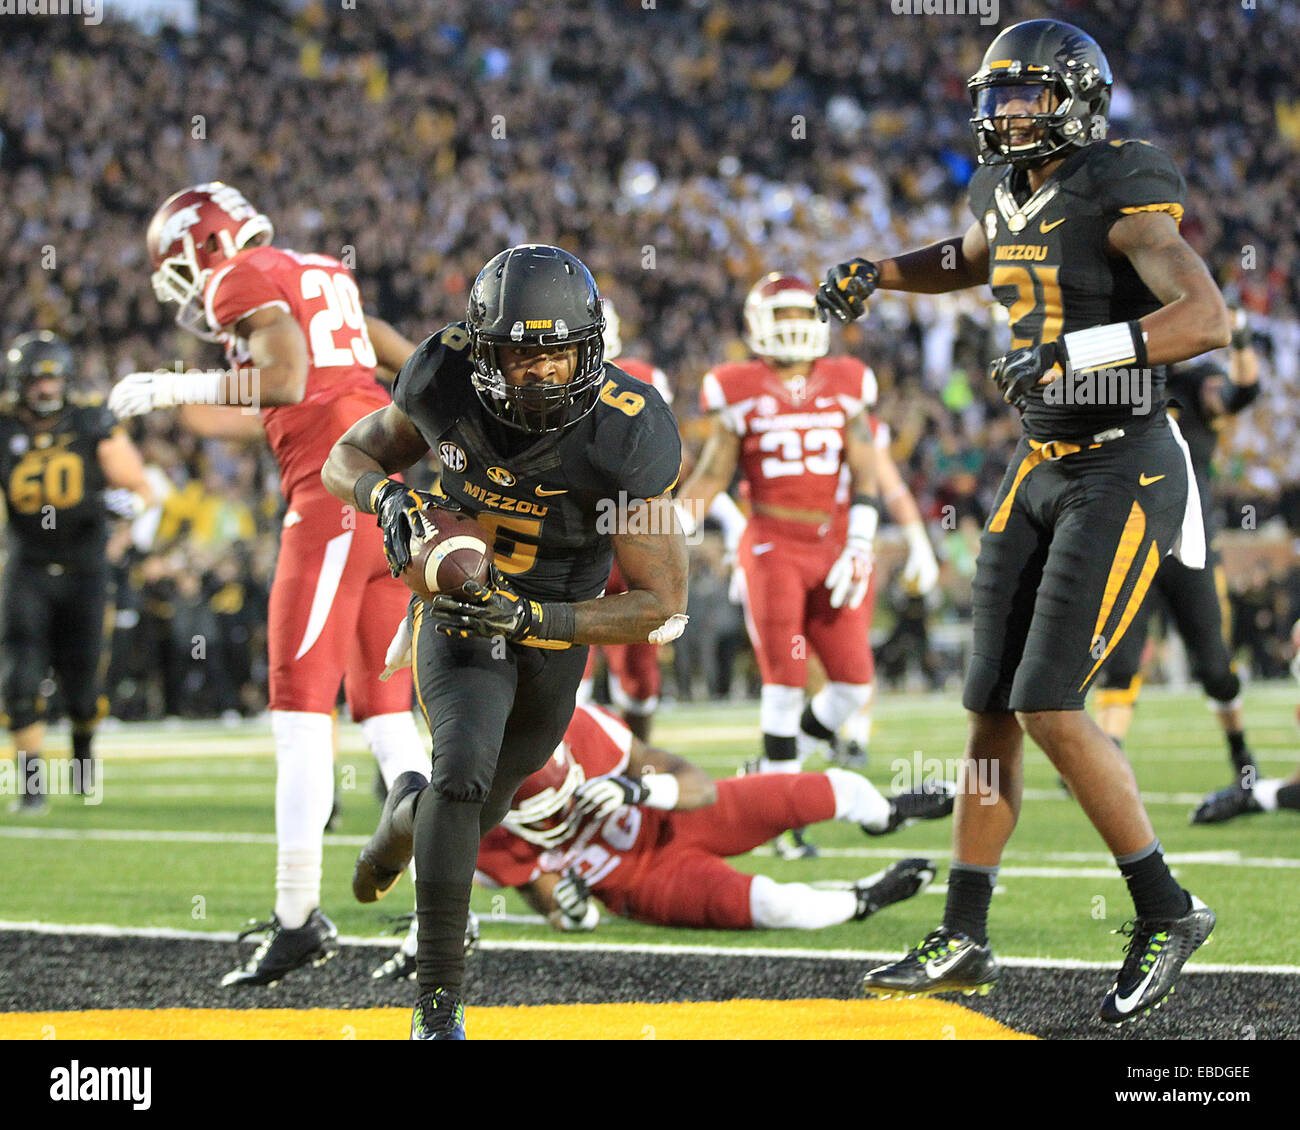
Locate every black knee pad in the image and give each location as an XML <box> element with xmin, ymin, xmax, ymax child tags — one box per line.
<box><xmin>1199</xmin><ymin>667</ymin><xmax>1241</xmax><ymax>706</ymax></box>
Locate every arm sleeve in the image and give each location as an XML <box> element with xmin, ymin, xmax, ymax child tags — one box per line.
<box><xmin>1100</xmin><ymin>142</ymin><xmax>1187</xmax><ymax>230</ymax></box>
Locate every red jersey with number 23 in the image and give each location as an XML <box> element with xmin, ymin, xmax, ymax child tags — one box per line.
<box><xmin>203</xmin><ymin>245</ymin><xmax>391</xmax><ymax>500</ymax></box>
<box><xmin>699</xmin><ymin>356</ymin><xmax>876</xmax><ymax>516</ymax></box>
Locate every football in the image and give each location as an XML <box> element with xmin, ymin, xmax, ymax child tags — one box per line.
<box><xmin>401</xmin><ymin>505</ymin><xmax>493</xmax><ymax>601</ymax></box>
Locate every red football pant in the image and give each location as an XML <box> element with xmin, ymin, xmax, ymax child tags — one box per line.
<box><xmin>614</xmin><ymin>774</ymin><xmax>836</xmax><ymax>929</ymax></box>
<box><xmin>267</xmin><ymin>486</ymin><xmax>413</xmax><ymax>719</ymax></box>
<box><xmin>737</xmin><ymin>518</ymin><xmax>875</xmax><ymax>688</ymax></box>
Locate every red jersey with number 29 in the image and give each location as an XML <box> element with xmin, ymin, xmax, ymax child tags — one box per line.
<box><xmin>699</xmin><ymin>356</ymin><xmax>876</xmax><ymax>516</ymax></box>
<box><xmin>203</xmin><ymin>245</ymin><xmax>391</xmax><ymax>500</ymax></box>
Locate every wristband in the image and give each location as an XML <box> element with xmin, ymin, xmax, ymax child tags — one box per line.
<box><xmin>707</xmin><ymin>492</ymin><xmax>747</xmax><ymax>549</ymax></box>
<box><xmin>1060</xmin><ymin>321</ymin><xmax>1148</xmax><ymax>374</ymax></box>
<box><xmin>529</xmin><ymin>600</ymin><xmax>576</xmax><ymax>643</ymax></box>
<box><xmin>641</xmin><ymin>773</ymin><xmax>680</xmax><ymax>810</ymax></box>
<box><xmin>355</xmin><ymin>471</ymin><xmax>391</xmax><ymax>514</ymax></box>
<box><xmin>158</xmin><ymin>370</ymin><xmax>227</xmax><ymax>407</ymax></box>
<box><xmin>672</xmin><ymin>499</ymin><xmax>698</xmax><ymax>538</ymax></box>
<box><xmin>902</xmin><ymin>520</ymin><xmax>932</xmax><ymax>557</ymax></box>
<box><xmin>847</xmin><ymin>501</ymin><xmax>879</xmax><ymax>544</ymax></box>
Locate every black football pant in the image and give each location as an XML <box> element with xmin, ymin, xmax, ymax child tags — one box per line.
<box><xmin>963</xmin><ymin>420</ymin><xmax>1189</xmax><ymax>714</ymax></box>
<box><xmin>1</xmin><ymin>558</ymin><xmax>111</xmax><ymax>732</ymax></box>
<box><xmin>1098</xmin><ymin>548</ymin><xmax>1240</xmax><ymax>706</ymax></box>
<box><xmin>408</xmin><ymin>599</ymin><xmax>588</xmax><ymax>994</ymax></box>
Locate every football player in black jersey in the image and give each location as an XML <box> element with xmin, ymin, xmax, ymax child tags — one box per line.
<box><xmin>0</xmin><ymin>332</ymin><xmax>152</xmax><ymax>812</ymax></box>
<box><xmin>1096</xmin><ymin>313</ymin><xmax>1263</xmax><ymax>823</ymax></box>
<box><xmin>323</xmin><ymin>245</ymin><xmax>687</xmax><ymax>1039</ymax></box>
<box><xmin>817</xmin><ymin>20</ymin><xmax>1230</xmax><ymax>1023</ymax></box>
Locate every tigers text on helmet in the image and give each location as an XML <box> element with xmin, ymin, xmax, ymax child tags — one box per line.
<box><xmin>503</xmin><ymin>744</ymin><xmax>586</xmax><ymax>849</ymax></box>
<box><xmin>6</xmin><ymin>331</ymin><xmax>73</xmax><ymax>416</ymax></box>
<box><xmin>967</xmin><ymin>20</ymin><xmax>1112</xmax><ymax>169</ymax></box>
<box><xmin>146</xmin><ymin>183</ymin><xmax>274</xmax><ymax>341</ymax></box>
<box><xmin>744</xmin><ymin>274</ymin><xmax>830</xmax><ymax>364</ymax></box>
<box><xmin>467</xmin><ymin>245</ymin><xmax>606</xmax><ymax>434</ymax></box>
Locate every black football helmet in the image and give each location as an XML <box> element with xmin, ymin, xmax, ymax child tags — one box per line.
<box><xmin>467</xmin><ymin>244</ymin><xmax>606</xmax><ymax>434</ymax></box>
<box><xmin>968</xmin><ymin>20</ymin><xmax>1112</xmax><ymax>169</ymax></box>
<box><xmin>6</xmin><ymin>331</ymin><xmax>73</xmax><ymax>416</ymax></box>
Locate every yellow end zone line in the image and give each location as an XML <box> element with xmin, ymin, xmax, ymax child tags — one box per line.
<box><xmin>0</xmin><ymin>1001</ymin><xmax>1034</xmax><ymax>1041</ymax></box>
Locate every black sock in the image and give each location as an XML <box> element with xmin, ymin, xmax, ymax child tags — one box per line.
<box><xmin>799</xmin><ymin>704</ymin><xmax>835</xmax><ymax>742</ymax></box>
<box><xmin>1276</xmin><ymin>783</ymin><xmax>1300</xmax><ymax>812</ymax></box>
<box><xmin>73</xmin><ymin>730</ymin><xmax>94</xmax><ymax>791</ymax></box>
<box><xmin>943</xmin><ymin>864</ymin><xmax>996</xmax><ymax>945</ymax></box>
<box><xmin>763</xmin><ymin>734</ymin><xmax>796</xmax><ymax>763</ymax></box>
<box><xmin>1117</xmin><ymin>842</ymin><xmax>1190</xmax><ymax>920</ymax></box>
<box><xmin>413</xmin><ymin>792</ymin><xmax>481</xmax><ymax>995</ymax></box>
<box><xmin>1226</xmin><ymin>730</ymin><xmax>1254</xmax><ymax>777</ymax></box>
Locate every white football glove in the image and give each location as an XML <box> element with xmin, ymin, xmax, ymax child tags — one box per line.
<box><xmin>827</xmin><ymin>502</ymin><xmax>878</xmax><ymax>610</ymax></box>
<box><xmin>547</xmin><ymin>868</ymin><xmax>600</xmax><ymax>932</ymax></box>
<box><xmin>573</xmin><ymin>775</ymin><xmax>650</xmax><ymax>823</ymax></box>
<box><xmin>379</xmin><ymin>616</ymin><xmax>413</xmax><ymax>682</ymax></box>
<box><xmin>108</xmin><ymin>372</ymin><xmax>168</xmax><ymax>418</ymax></box>
<box><xmin>103</xmin><ymin>488</ymin><xmax>147</xmax><ymax>520</ymax></box>
<box><xmin>901</xmin><ymin>521</ymin><xmax>940</xmax><ymax>596</ymax></box>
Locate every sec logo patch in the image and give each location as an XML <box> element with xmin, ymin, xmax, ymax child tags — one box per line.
<box><xmin>439</xmin><ymin>442</ymin><xmax>466</xmax><ymax>472</ymax></box>
<box><xmin>486</xmin><ymin>466</ymin><xmax>516</xmax><ymax>487</ymax></box>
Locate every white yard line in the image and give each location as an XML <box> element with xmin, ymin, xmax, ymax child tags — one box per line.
<box><xmin>0</xmin><ymin>918</ymin><xmax>1295</xmax><ymax>976</ymax></box>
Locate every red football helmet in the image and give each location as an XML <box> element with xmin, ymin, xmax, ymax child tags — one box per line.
<box><xmin>503</xmin><ymin>742</ymin><xmax>586</xmax><ymax>848</ymax></box>
<box><xmin>146</xmin><ymin>183</ymin><xmax>273</xmax><ymax>341</ymax></box>
<box><xmin>744</xmin><ymin>273</ymin><xmax>829</xmax><ymax>363</ymax></box>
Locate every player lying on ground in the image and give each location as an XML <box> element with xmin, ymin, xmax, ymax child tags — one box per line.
<box><xmin>480</xmin><ymin>703</ymin><xmax>950</xmax><ymax>936</ymax></box>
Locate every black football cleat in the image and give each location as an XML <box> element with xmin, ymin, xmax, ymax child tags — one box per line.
<box><xmin>354</xmin><ymin>770</ymin><xmax>427</xmax><ymax>903</ymax></box>
<box><xmin>221</xmin><ymin>908</ymin><xmax>339</xmax><ymax>987</ymax></box>
<box><xmin>853</xmin><ymin>858</ymin><xmax>935</xmax><ymax>920</ymax></box>
<box><xmin>411</xmin><ymin>989</ymin><xmax>466</xmax><ymax>1040</ymax></box>
<box><xmin>1190</xmin><ymin>784</ymin><xmax>1262</xmax><ymax>825</ymax></box>
<box><xmin>864</xmin><ymin>780</ymin><xmax>955</xmax><ymax>836</ymax></box>
<box><xmin>862</xmin><ymin>925</ymin><xmax>1000</xmax><ymax>999</ymax></box>
<box><xmin>7</xmin><ymin>791</ymin><xmax>48</xmax><ymax>815</ymax></box>
<box><xmin>1098</xmin><ymin>895</ymin><xmax>1215</xmax><ymax>1025</ymax></box>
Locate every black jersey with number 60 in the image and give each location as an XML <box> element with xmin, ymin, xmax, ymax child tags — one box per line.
<box><xmin>968</xmin><ymin>139</ymin><xmax>1188</xmax><ymax>441</ymax></box>
<box><xmin>0</xmin><ymin>395</ymin><xmax>118</xmax><ymax>569</ymax></box>
<box><xmin>392</xmin><ymin>322</ymin><xmax>682</xmax><ymax>603</ymax></box>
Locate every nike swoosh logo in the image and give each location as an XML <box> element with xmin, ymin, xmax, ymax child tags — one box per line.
<box><xmin>924</xmin><ymin>945</ymin><xmax>971</xmax><ymax>979</ymax></box>
<box><xmin>1112</xmin><ymin>964</ymin><xmax>1159</xmax><ymax>1013</ymax></box>
<box><xmin>752</xmin><ymin>543</ymin><xmax>774</xmax><ymax>555</ymax></box>
<box><xmin>1138</xmin><ymin>473</ymin><xmax>1165</xmax><ymax>486</ymax></box>
<box><xmin>1040</xmin><ymin>218</ymin><xmax>1067</xmax><ymax>233</ymax></box>
<box><xmin>535</xmin><ymin>486</ymin><xmax>568</xmax><ymax>496</ymax></box>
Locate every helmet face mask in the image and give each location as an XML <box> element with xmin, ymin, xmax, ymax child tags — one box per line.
<box><xmin>503</xmin><ymin>745</ymin><xmax>587</xmax><ymax>849</ymax></box>
<box><xmin>468</xmin><ymin>245</ymin><xmax>606</xmax><ymax>435</ymax></box>
<box><xmin>6</xmin><ymin>332</ymin><xmax>72</xmax><ymax>417</ymax></box>
<box><xmin>744</xmin><ymin>274</ymin><xmax>830</xmax><ymax>364</ymax></box>
<box><xmin>967</xmin><ymin>20</ymin><xmax>1112</xmax><ymax>169</ymax></box>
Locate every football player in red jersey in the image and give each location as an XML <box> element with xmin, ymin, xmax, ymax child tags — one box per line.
<box><xmin>108</xmin><ymin>183</ymin><xmax>431</xmax><ymax>986</ymax></box>
<box><xmin>473</xmin><ymin>703</ymin><xmax>949</xmax><ymax>933</ymax></box>
<box><xmin>677</xmin><ymin>274</ymin><xmax>938</xmax><ymax>856</ymax></box>
<box><xmin>575</xmin><ymin>299</ymin><xmax>682</xmax><ymax>741</ymax></box>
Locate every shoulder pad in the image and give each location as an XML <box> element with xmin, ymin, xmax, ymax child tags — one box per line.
<box><xmin>1089</xmin><ymin>140</ymin><xmax>1186</xmax><ymax>223</ymax></box>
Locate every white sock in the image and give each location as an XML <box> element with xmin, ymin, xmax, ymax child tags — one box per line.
<box><xmin>361</xmin><ymin>711</ymin><xmax>429</xmax><ymax>789</ymax></box>
<box><xmin>825</xmin><ymin>766</ymin><xmax>892</xmax><ymax>830</ymax></box>
<box><xmin>1253</xmin><ymin>778</ymin><xmax>1282</xmax><ymax>812</ymax></box>
<box><xmin>749</xmin><ymin>874</ymin><xmax>857</xmax><ymax>929</ymax></box>
<box><xmin>271</xmin><ymin>710</ymin><xmax>335</xmax><ymax>928</ymax></box>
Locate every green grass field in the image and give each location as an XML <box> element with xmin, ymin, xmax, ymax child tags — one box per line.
<box><xmin>2</xmin><ymin>684</ymin><xmax>1297</xmax><ymax>967</ymax></box>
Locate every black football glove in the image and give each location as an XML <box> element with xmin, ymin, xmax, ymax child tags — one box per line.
<box><xmin>374</xmin><ymin>480</ymin><xmax>443</xmax><ymax>577</ymax></box>
<box><xmin>815</xmin><ymin>258</ymin><xmax>880</xmax><ymax>324</ymax></box>
<box><xmin>573</xmin><ymin>775</ymin><xmax>650</xmax><ymax>822</ymax></box>
<box><xmin>427</xmin><ymin>570</ymin><xmax>536</xmax><ymax>642</ymax></box>
<box><xmin>989</xmin><ymin>341</ymin><xmax>1064</xmax><ymax>412</ymax></box>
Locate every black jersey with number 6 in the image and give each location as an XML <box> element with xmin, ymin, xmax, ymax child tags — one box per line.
<box><xmin>0</xmin><ymin>394</ymin><xmax>118</xmax><ymax>570</ymax></box>
<box><xmin>968</xmin><ymin>139</ymin><xmax>1187</xmax><ymax>441</ymax></box>
<box><xmin>392</xmin><ymin>322</ymin><xmax>682</xmax><ymax>603</ymax></box>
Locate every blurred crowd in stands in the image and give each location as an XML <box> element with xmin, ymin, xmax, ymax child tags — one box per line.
<box><xmin>2</xmin><ymin>0</ymin><xmax>1298</xmax><ymax>718</ymax></box>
